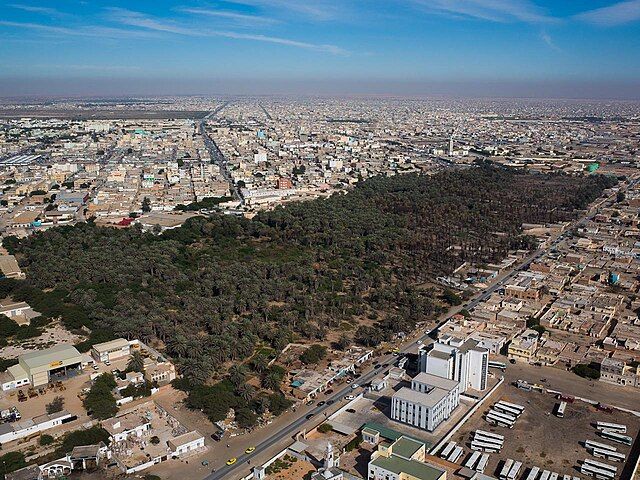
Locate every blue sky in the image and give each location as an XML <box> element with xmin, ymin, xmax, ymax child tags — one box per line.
<box><xmin>1</xmin><ymin>0</ymin><xmax>640</xmax><ymax>97</ymax></box>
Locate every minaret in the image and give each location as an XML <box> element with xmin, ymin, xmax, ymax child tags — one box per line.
<box><xmin>449</xmin><ymin>135</ymin><xmax>454</xmax><ymax>156</ymax></box>
<box><xmin>325</xmin><ymin>442</ymin><xmax>335</xmax><ymax>469</ymax></box>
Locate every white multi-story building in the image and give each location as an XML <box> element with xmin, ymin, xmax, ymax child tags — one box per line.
<box><xmin>419</xmin><ymin>335</ymin><xmax>489</xmax><ymax>393</ymax></box>
<box><xmin>391</xmin><ymin>373</ymin><xmax>459</xmax><ymax>432</ymax></box>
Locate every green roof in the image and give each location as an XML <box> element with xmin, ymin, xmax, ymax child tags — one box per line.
<box><xmin>370</xmin><ymin>452</ymin><xmax>444</xmax><ymax>480</ymax></box>
<box><xmin>392</xmin><ymin>436</ymin><xmax>424</xmax><ymax>459</ymax></box>
<box><xmin>362</xmin><ymin>422</ymin><xmax>429</xmax><ymax>448</ymax></box>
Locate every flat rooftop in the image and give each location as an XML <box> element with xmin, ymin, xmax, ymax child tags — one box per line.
<box><xmin>19</xmin><ymin>344</ymin><xmax>82</xmax><ymax>370</ymax></box>
<box><xmin>370</xmin><ymin>452</ymin><xmax>444</xmax><ymax>480</ymax></box>
<box><xmin>394</xmin><ymin>386</ymin><xmax>450</xmax><ymax>408</ymax></box>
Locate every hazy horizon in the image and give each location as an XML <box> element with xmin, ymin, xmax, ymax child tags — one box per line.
<box><xmin>2</xmin><ymin>77</ymin><xmax>640</xmax><ymax>101</ymax></box>
<box><xmin>1</xmin><ymin>0</ymin><xmax>640</xmax><ymax>100</ymax></box>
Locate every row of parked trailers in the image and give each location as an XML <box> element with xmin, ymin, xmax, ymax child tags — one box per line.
<box><xmin>499</xmin><ymin>459</ymin><xmax>523</xmax><ymax>480</ymax></box>
<box><xmin>579</xmin><ymin>421</ymin><xmax>630</xmax><ymax>478</ymax></box>
<box><xmin>580</xmin><ymin>458</ymin><xmax>618</xmax><ymax>479</ymax></box>
<box><xmin>444</xmin><ymin>418</ymin><xmax>628</xmax><ymax>480</ymax></box>
<box><xmin>464</xmin><ymin>450</ymin><xmax>491</xmax><ymax>474</ymax></box>
<box><xmin>440</xmin><ymin>441</ymin><xmax>464</xmax><ymax>464</ymax></box>
<box><xmin>584</xmin><ymin>441</ymin><xmax>626</xmax><ymax>463</ymax></box>
<box><xmin>592</xmin><ymin>422</ymin><xmax>633</xmax><ymax>447</ymax></box>
<box><xmin>471</xmin><ymin>429</ymin><xmax>504</xmax><ymax>453</ymax></box>
<box><xmin>486</xmin><ymin>401</ymin><xmax>525</xmax><ymax>428</ymax></box>
<box><xmin>516</xmin><ymin>465</ymin><xmax>582</xmax><ymax>480</ymax></box>
<box><xmin>595</xmin><ymin>423</ymin><xmax>626</xmax><ymax>434</ymax></box>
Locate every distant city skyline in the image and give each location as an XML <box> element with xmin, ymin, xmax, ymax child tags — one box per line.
<box><xmin>1</xmin><ymin>0</ymin><xmax>640</xmax><ymax>98</ymax></box>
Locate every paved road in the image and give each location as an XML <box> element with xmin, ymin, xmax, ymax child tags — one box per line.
<box><xmin>204</xmin><ymin>178</ymin><xmax>636</xmax><ymax>480</ymax></box>
<box><xmin>202</xmin><ymin>102</ymin><xmax>229</xmax><ymax>120</ymax></box>
<box><xmin>259</xmin><ymin>104</ymin><xmax>272</xmax><ymax>121</ymax></box>
<box><xmin>199</xmin><ymin>102</ymin><xmax>244</xmax><ymax>204</ymax></box>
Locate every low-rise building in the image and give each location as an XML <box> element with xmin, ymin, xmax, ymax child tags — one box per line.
<box><xmin>369</xmin><ymin>436</ymin><xmax>446</xmax><ymax>480</ymax></box>
<box><xmin>168</xmin><ymin>431</ymin><xmax>205</xmax><ymax>456</ymax></box>
<box><xmin>0</xmin><ymin>255</ymin><xmax>25</xmax><ymax>279</ymax></box>
<box><xmin>102</xmin><ymin>410</ymin><xmax>151</xmax><ymax>443</ymax></box>
<box><xmin>507</xmin><ymin>329</ymin><xmax>540</xmax><ymax>363</ymax></box>
<box><xmin>0</xmin><ymin>301</ymin><xmax>32</xmax><ymax>319</ymax></box>
<box><xmin>144</xmin><ymin>360</ymin><xmax>176</xmax><ymax>385</ymax></box>
<box><xmin>0</xmin><ymin>410</ymin><xmax>75</xmax><ymax>444</ymax></box>
<box><xmin>91</xmin><ymin>338</ymin><xmax>131</xmax><ymax>363</ymax></box>
<box><xmin>4</xmin><ymin>344</ymin><xmax>83</xmax><ymax>388</ymax></box>
<box><xmin>600</xmin><ymin>357</ymin><xmax>640</xmax><ymax>388</ymax></box>
<box><xmin>1</xmin><ymin>363</ymin><xmax>31</xmax><ymax>391</ymax></box>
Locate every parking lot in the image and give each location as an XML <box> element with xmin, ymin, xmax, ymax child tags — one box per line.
<box><xmin>451</xmin><ymin>380</ymin><xmax>640</xmax><ymax>478</ymax></box>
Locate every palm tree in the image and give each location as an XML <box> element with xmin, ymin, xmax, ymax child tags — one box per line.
<box><xmin>228</xmin><ymin>364</ymin><xmax>247</xmax><ymax>387</ymax></box>
<box><xmin>254</xmin><ymin>395</ymin><xmax>270</xmax><ymax>414</ymax></box>
<box><xmin>250</xmin><ymin>354</ymin><xmax>268</xmax><ymax>373</ymax></box>
<box><xmin>127</xmin><ymin>351</ymin><xmax>145</xmax><ymax>373</ymax></box>
<box><xmin>261</xmin><ymin>371</ymin><xmax>282</xmax><ymax>391</ymax></box>
<box><xmin>236</xmin><ymin>383</ymin><xmax>255</xmax><ymax>402</ymax></box>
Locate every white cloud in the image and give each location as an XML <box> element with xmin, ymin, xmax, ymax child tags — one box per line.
<box><xmin>108</xmin><ymin>8</ymin><xmax>348</xmax><ymax>55</ymax></box>
<box><xmin>411</xmin><ymin>0</ymin><xmax>557</xmax><ymax>23</ymax></box>
<box><xmin>540</xmin><ymin>31</ymin><xmax>561</xmax><ymax>51</ymax></box>
<box><xmin>575</xmin><ymin>0</ymin><xmax>640</xmax><ymax>26</ymax></box>
<box><xmin>8</xmin><ymin>4</ymin><xmax>64</xmax><ymax>16</ymax></box>
<box><xmin>0</xmin><ymin>20</ymin><xmax>157</xmax><ymax>39</ymax></box>
<box><xmin>228</xmin><ymin>0</ymin><xmax>342</xmax><ymax>21</ymax></box>
<box><xmin>179</xmin><ymin>7</ymin><xmax>278</xmax><ymax>26</ymax></box>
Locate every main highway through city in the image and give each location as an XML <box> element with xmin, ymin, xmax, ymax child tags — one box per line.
<box><xmin>199</xmin><ymin>102</ymin><xmax>244</xmax><ymax>204</ymax></box>
<box><xmin>205</xmin><ymin>177</ymin><xmax>637</xmax><ymax>480</ymax></box>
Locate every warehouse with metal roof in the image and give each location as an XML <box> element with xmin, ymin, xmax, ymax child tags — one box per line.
<box><xmin>18</xmin><ymin>344</ymin><xmax>83</xmax><ymax>387</ymax></box>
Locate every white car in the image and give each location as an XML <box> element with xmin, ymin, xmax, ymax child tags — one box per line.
<box><xmin>344</xmin><ymin>395</ymin><xmax>355</xmax><ymax>400</ymax></box>
<box><xmin>351</xmin><ymin>384</ymin><xmax>359</xmax><ymax>389</ymax></box>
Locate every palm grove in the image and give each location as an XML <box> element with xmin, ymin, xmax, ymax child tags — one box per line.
<box><xmin>1</xmin><ymin>167</ymin><xmax>616</xmax><ymax>425</ymax></box>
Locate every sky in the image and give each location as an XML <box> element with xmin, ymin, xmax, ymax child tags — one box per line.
<box><xmin>1</xmin><ymin>0</ymin><xmax>640</xmax><ymax>98</ymax></box>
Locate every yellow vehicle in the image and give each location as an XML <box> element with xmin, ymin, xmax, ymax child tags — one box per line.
<box><xmin>392</xmin><ymin>348</ymin><xmax>400</xmax><ymax>353</ymax></box>
<box><xmin>226</xmin><ymin>458</ymin><xmax>237</xmax><ymax>466</ymax></box>
<box><xmin>245</xmin><ymin>446</ymin><xmax>256</xmax><ymax>454</ymax></box>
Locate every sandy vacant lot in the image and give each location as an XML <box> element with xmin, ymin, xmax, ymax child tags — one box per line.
<box><xmin>0</xmin><ymin>322</ymin><xmax>84</xmax><ymax>358</ymax></box>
